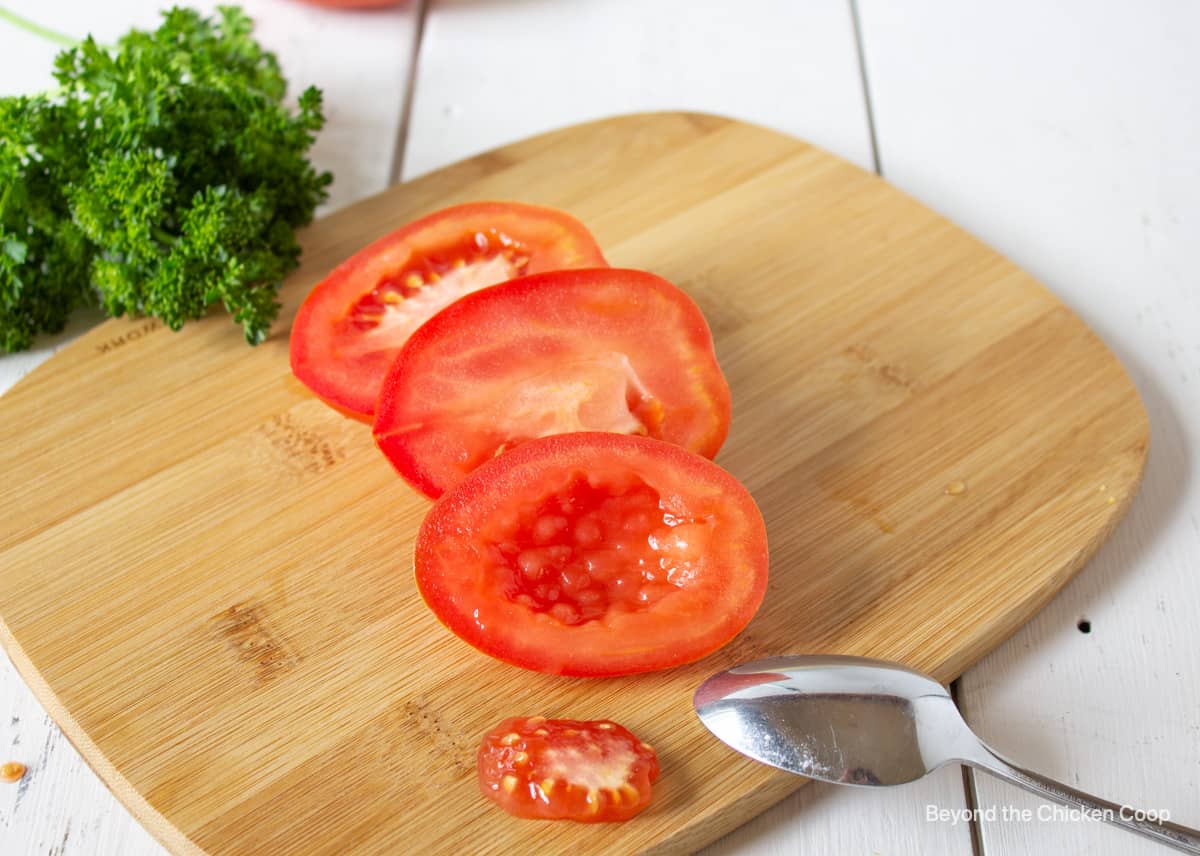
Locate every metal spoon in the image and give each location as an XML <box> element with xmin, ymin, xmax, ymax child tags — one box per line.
<box><xmin>694</xmin><ymin>654</ymin><xmax>1200</xmax><ymax>853</ymax></box>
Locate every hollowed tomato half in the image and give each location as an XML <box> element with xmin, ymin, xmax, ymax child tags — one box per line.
<box><xmin>289</xmin><ymin>201</ymin><xmax>607</xmax><ymax>419</ymax></box>
<box><xmin>373</xmin><ymin>268</ymin><xmax>731</xmax><ymax>499</ymax></box>
<box><xmin>414</xmin><ymin>432</ymin><xmax>768</xmax><ymax>676</ymax></box>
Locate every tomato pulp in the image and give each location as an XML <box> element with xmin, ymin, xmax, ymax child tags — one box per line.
<box><xmin>374</xmin><ymin>268</ymin><xmax>731</xmax><ymax>498</ymax></box>
<box><xmin>478</xmin><ymin>716</ymin><xmax>659</xmax><ymax>822</ymax></box>
<box><xmin>290</xmin><ymin>202</ymin><xmax>606</xmax><ymax>419</ymax></box>
<box><xmin>415</xmin><ymin>433</ymin><xmax>768</xmax><ymax>676</ymax></box>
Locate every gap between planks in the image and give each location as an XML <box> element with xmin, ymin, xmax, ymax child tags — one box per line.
<box><xmin>388</xmin><ymin>0</ymin><xmax>432</xmax><ymax>186</ymax></box>
<box><xmin>952</xmin><ymin>679</ymin><xmax>986</xmax><ymax>856</ymax></box>
<box><xmin>848</xmin><ymin>0</ymin><xmax>881</xmax><ymax>175</ymax></box>
<box><xmin>852</xmin><ymin>1</ymin><xmax>975</xmax><ymax>848</ymax></box>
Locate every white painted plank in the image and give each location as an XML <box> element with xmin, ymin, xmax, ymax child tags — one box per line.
<box><xmin>705</xmin><ymin>767</ymin><xmax>973</xmax><ymax>856</ymax></box>
<box><xmin>403</xmin><ymin>0</ymin><xmax>875</xmax><ymax>179</ymax></box>
<box><xmin>1</xmin><ymin>652</ymin><xmax>164</xmax><ymax>856</ymax></box>
<box><xmin>405</xmin><ymin>2</ymin><xmax>972</xmax><ymax>854</ymax></box>
<box><xmin>0</xmin><ymin>1</ymin><xmax>417</xmax><ymax>853</ymax></box>
<box><xmin>858</xmin><ymin>1</ymin><xmax>1200</xmax><ymax>853</ymax></box>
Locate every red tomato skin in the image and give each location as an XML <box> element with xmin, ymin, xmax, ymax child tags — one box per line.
<box><xmin>414</xmin><ymin>432</ymin><xmax>768</xmax><ymax>677</ymax></box>
<box><xmin>373</xmin><ymin>268</ymin><xmax>732</xmax><ymax>499</ymax></box>
<box><xmin>289</xmin><ymin>201</ymin><xmax>607</xmax><ymax>421</ymax></box>
<box><xmin>477</xmin><ymin>716</ymin><xmax>660</xmax><ymax>822</ymax></box>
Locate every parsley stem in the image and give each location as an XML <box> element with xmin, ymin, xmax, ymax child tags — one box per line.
<box><xmin>0</xmin><ymin>6</ymin><xmax>77</xmax><ymax>48</ymax></box>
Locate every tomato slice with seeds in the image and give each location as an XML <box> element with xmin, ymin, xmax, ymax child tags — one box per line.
<box><xmin>477</xmin><ymin>716</ymin><xmax>659</xmax><ymax>822</ymax></box>
<box><xmin>415</xmin><ymin>432</ymin><xmax>768</xmax><ymax>676</ymax></box>
<box><xmin>374</xmin><ymin>268</ymin><xmax>731</xmax><ymax>499</ymax></box>
<box><xmin>289</xmin><ymin>201</ymin><xmax>607</xmax><ymax>420</ymax></box>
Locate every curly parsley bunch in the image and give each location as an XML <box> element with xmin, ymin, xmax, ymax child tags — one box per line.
<box><xmin>0</xmin><ymin>6</ymin><xmax>331</xmax><ymax>352</ymax></box>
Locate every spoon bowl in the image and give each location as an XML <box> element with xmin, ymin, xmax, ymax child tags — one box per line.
<box><xmin>694</xmin><ymin>654</ymin><xmax>972</xmax><ymax>787</ymax></box>
<box><xmin>695</xmin><ymin>655</ymin><xmax>1199</xmax><ymax>853</ymax></box>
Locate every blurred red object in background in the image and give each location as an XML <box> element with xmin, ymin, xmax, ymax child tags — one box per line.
<box><xmin>290</xmin><ymin>0</ymin><xmax>405</xmax><ymax>8</ymax></box>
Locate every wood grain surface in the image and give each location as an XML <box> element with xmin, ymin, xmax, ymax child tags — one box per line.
<box><xmin>0</xmin><ymin>113</ymin><xmax>1148</xmax><ymax>855</ymax></box>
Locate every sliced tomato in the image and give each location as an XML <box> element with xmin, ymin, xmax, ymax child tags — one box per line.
<box><xmin>414</xmin><ymin>432</ymin><xmax>768</xmax><ymax>676</ymax></box>
<box><xmin>477</xmin><ymin>716</ymin><xmax>659</xmax><ymax>822</ymax></box>
<box><xmin>374</xmin><ymin>268</ymin><xmax>731</xmax><ymax>498</ymax></box>
<box><xmin>289</xmin><ymin>202</ymin><xmax>607</xmax><ymax>419</ymax></box>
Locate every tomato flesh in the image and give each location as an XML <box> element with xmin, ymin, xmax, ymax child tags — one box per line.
<box><xmin>290</xmin><ymin>202</ymin><xmax>607</xmax><ymax>420</ymax></box>
<box><xmin>374</xmin><ymin>268</ymin><xmax>730</xmax><ymax>499</ymax></box>
<box><xmin>415</xmin><ymin>433</ymin><xmax>768</xmax><ymax>676</ymax></box>
<box><xmin>341</xmin><ymin>228</ymin><xmax>530</xmax><ymax>343</ymax></box>
<box><xmin>490</xmin><ymin>475</ymin><xmax>707</xmax><ymax>626</ymax></box>
<box><xmin>478</xmin><ymin>716</ymin><xmax>659</xmax><ymax>822</ymax></box>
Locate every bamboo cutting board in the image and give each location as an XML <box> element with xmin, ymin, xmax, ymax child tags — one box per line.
<box><xmin>0</xmin><ymin>113</ymin><xmax>1147</xmax><ymax>855</ymax></box>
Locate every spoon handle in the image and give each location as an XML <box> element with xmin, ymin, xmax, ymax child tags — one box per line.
<box><xmin>967</xmin><ymin>743</ymin><xmax>1200</xmax><ymax>854</ymax></box>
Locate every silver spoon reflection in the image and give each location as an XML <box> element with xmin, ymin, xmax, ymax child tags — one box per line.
<box><xmin>694</xmin><ymin>655</ymin><xmax>1199</xmax><ymax>853</ymax></box>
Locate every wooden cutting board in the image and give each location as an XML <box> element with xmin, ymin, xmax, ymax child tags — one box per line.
<box><xmin>0</xmin><ymin>113</ymin><xmax>1148</xmax><ymax>855</ymax></box>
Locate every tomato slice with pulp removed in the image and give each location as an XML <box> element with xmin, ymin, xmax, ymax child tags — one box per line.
<box><xmin>478</xmin><ymin>716</ymin><xmax>660</xmax><ymax>822</ymax></box>
<box><xmin>289</xmin><ymin>201</ymin><xmax>607</xmax><ymax>419</ymax></box>
<box><xmin>414</xmin><ymin>432</ymin><xmax>768</xmax><ymax>676</ymax></box>
<box><xmin>374</xmin><ymin>268</ymin><xmax>731</xmax><ymax>499</ymax></box>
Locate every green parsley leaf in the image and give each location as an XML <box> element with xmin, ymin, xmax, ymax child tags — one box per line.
<box><xmin>0</xmin><ymin>6</ymin><xmax>331</xmax><ymax>351</ymax></box>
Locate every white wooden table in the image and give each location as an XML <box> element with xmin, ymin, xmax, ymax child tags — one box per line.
<box><xmin>2</xmin><ymin>1</ymin><xmax>1198</xmax><ymax>853</ymax></box>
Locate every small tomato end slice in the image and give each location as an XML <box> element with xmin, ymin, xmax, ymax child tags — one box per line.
<box><xmin>415</xmin><ymin>433</ymin><xmax>768</xmax><ymax>676</ymax></box>
<box><xmin>374</xmin><ymin>268</ymin><xmax>731</xmax><ymax>498</ymax></box>
<box><xmin>289</xmin><ymin>201</ymin><xmax>607</xmax><ymax>420</ymax></box>
<box><xmin>478</xmin><ymin>716</ymin><xmax>659</xmax><ymax>822</ymax></box>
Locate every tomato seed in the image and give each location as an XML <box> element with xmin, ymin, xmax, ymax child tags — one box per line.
<box><xmin>491</xmin><ymin>474</ymin><xmax>714</xmax><ymax>624</ymax></box>
<box><xmin>532</xmin><ymin>515</ymin><xmax>568</xmax><ymax>544</ymax></box>
<box><xmin>573</xmin><ymin>519</ymin><xmax>604</xmax><ymax>547</ymax></box>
